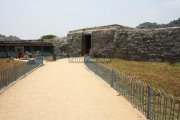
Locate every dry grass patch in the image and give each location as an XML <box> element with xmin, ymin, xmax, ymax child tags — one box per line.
<box><xmin>0</xmin><ymin>58</ymin><xmax>24</xmax><ymax>70</ymax></box>
<box><xmin>103</xmin><ymin>59</ymin><xmax>180</xmax><ymax>96</ymax></box>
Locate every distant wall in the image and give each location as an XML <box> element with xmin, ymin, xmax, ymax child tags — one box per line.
<box><xmin>113</xmin><ymin>28</ymin><xmax>180</xmax><ymax>62</ymax></box>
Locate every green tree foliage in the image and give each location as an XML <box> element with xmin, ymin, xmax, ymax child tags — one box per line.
<box><xmin>40</xmin><ymin>35</ymin><xmax>57</xmax><ymax>40</ymax></box>
<box><xmin>137</xmin><ymin>18</ymin><xmax>180</xmax><ymax>29</ymax></box>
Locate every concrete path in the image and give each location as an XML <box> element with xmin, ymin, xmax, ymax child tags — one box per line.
<box><xmin>0</xmin><ymin>58</ymin><xmax>147</xmax><ymax>120</ymax></box>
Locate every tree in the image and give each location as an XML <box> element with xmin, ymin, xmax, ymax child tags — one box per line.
<box><xmin>136</xmin><ymin>22</ymin><xmax>158</xmax><ymax>29</ymax></box>
<box><xmin>40</xmin><ymin>35</ymin><xmax>57</xmax><ymax>40</ymax></box>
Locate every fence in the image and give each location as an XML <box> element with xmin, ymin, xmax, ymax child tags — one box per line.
<box><xmin>0</xmin><ymin>57</ymin><xmax>43</xmax><ymax>90</ymax></box>
<box><xmin>85</xmin><ymin>58</ymin><xmax>180</xmax><ymax>120</ymax></box>
<box><xmin>43</xmin><ymin>53</ymin><xmax>80</xmax><ymax>61</ymax></box>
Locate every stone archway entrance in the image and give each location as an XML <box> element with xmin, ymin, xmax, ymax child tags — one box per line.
<box><xmin>81</xmin><ymin>34</ymin><xmax>91</xmax><ymax>56</ymax></box>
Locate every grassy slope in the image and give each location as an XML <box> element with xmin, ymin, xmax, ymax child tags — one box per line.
<box><xmin>103</xmin><ymin>59</ymin><xmax>180</xmax><ymax>96</ymax></box>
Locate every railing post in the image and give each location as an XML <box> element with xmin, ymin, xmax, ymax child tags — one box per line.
<box><xmin>114</xmin><ymin>70</ymin><xmax>116</xmax><ymax>89</ymax></box>
<box><xmin>147</xmin><ymin>84</ymin><xmax>151</xmax><ymax>119</ymax></box>
<box><xmin>14</xmin><ymin>65</ymin><xmax>17</xmax><ymax>80</ymax></box>
<box><xmin>111</xmin><ymin>69</ymin><xmax>115</xmax><ymax>87</ymax></box>
<box><xmin>177</xmin><ymin>97</ymin><xmax>180</xmax><ymax>120</ymax></box>
<box><xmin>130</xmin><ymin>79</ymin><xmax>133</xmax><ymax>103</ymax></box>
<box><xmin>41</xmin><ymin>57</ymin><xmax>43</xmax><ymax>65</ymax></box>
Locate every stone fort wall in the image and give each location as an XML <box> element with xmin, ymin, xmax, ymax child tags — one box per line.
<box><xmin>66</xmin><ymin>25</ymin><xmax>180</xmax><ymax>62</ymax></box>
<box><xmin>114</xmin><ymin>28</ymin><xmax>180</xmax><ymax>62</ymax></box>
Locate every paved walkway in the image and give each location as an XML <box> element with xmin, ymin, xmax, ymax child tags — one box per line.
<box><xmin>0</xmin><ymin>58</ymin><xmax>147</xmax><ymax>120</ymax></box>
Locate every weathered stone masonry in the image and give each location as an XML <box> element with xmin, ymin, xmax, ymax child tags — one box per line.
<box><xmin>67</xmin><ymin>25</ymin><xmax>126</xmax><ymax>56</ymax></box>
<box><xmin>114</xmin><ymin>28</ymin><xmax>180</xmax><ymax>61</ymax></box>
<box><xmin>66</xmin><ymin>24</ymin><xmax>180</xmax><ymax>62</ymax></box>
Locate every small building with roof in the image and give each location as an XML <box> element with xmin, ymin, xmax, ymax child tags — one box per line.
<box><xmin>0</xmin><ymin>40</ymin><xmax>54</xmax><ymax>58</ymax></box>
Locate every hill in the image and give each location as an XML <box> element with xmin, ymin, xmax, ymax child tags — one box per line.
<box><xmin>0</xmin><ymin>34</ymin><xmax>21</xmax><ymax>41</ymax></box>
<box><xmin>137</xmin><ymin>18</ymin><xmax>180</xmax><ymax>29</ymax></box>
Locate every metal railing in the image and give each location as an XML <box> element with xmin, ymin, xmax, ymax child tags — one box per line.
<box><xmin>85</xmin><ymin>58</ymin><xmax>180</xmax><ymax>120</ymax></box>
<box><xmin>43</xmin><ymin>52</ymin><xmax>80</xmax><ymax>61</ymax></box>
<box><xmin>0</xmin><ymin>57</ymin><xmax>43</xmax><ymax>90</ymax></box>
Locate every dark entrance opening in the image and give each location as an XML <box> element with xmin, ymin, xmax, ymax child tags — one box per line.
<box><xmin>82</xmin><ymin>35</ymin><xmax>91</xmax><ymax>56</ymax></box>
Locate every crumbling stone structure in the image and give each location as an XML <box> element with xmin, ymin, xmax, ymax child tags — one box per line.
<box><xmin>65</xmin><ymin>24</ymin><xmax>180</xmax><ymax>62</ymax></box>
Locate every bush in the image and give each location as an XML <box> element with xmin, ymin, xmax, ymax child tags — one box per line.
<box><xmin>40</xmin><ymin>35</ymin><xmax>57</xmax><ymax>40</ymax></box>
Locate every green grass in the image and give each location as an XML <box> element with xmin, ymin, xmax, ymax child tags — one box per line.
<box><xmin>176</xmin><ymin>62</ymin><xmax>180</xmax><ymax>67</ymax></box>
<box><xmin>102</xmin><ymin>59</ymin><xmax>180</xmax><ymax>96</ymax></box>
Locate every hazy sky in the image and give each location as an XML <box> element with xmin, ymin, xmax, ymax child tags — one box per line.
<box><xmin>0</xmin><ymin>0</ymin><xmax>180</xmax><ymax>39</ymax></box>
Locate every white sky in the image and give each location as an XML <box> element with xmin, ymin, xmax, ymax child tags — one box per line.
<box><xmin>0</xmin><ymin>0</ymin><xmax>180</xmax><ymax>39</ymax></box>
